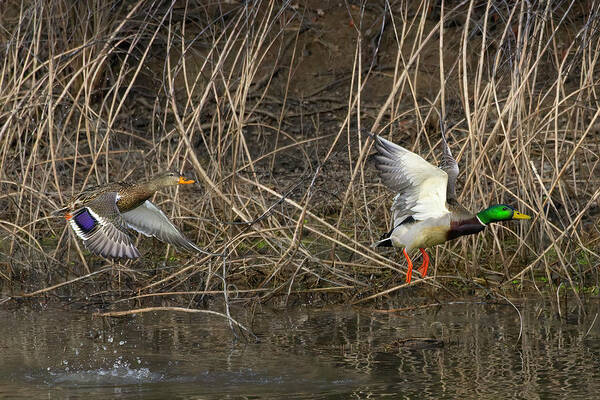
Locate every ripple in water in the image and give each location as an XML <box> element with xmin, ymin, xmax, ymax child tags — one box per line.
<box><xmin>45</xmin><ymin>358</ymin><xmax>164</xmax><ymax>385</ymax></box>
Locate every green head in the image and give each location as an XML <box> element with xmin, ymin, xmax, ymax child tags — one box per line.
<box><xmin>476</xmin><ymin>204</ymin><xmax>531</xmax><ymax>225</ymax></box>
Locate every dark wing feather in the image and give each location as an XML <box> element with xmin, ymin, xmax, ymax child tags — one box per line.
<box><xmin>439</xmin><ymin>128</ymin><xmax>459</xmax><ymax>201</ymax></box>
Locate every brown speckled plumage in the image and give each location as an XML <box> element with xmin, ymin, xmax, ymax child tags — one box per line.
<box><xmin>116</xmin><ymin>183</ymin><xmax>157</xmax><ymax>212</ymax></box>
<box><xmin>55</xmin><ymin>171</ymin><xmax>220</xmax><ymax>259</ymax></box>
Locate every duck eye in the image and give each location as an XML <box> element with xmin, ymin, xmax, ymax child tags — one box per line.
<box><xmin>502</xmin><ymin>207</ymin><xmax>508</xmax><ymax>211</ymax></box>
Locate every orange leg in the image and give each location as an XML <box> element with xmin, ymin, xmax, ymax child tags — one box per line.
<box><xmin>403</xmin><ymin>248</ymin><xmax>413</xmax><ymax>283</ymax></box>
<box><xmin>417</xmin><ymin>248</ymin><xmax>429</xmax><ymax>277</ymax></box>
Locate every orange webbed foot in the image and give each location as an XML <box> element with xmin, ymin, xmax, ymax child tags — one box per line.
<box><xmin>403</xmin><ymin>248</ymin><xmax>413</xmax><ymax>283</ymax></box>
<box><xmin>417</xmin><ymin>248</ymin><xmax>429</xmax><ymax>277</ymax></box>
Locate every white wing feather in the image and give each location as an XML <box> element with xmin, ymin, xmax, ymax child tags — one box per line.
<box><xmin>121</xmin><ymin>200</ymin><xmax>220</xmax><ymax>256</ymax></box>
<box><xmin>373</xmin><ymin>135</ymin><xmax>449</xmax><ymax>224</ymax></box>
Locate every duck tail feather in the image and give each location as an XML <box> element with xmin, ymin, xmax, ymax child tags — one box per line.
<box><xmin>372</xmin><ymin>228</ymin><xmax>394</xmax><ymax>248</ymax></box>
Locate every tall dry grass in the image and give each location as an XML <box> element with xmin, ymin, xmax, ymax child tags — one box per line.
<box><xmin>0</xmin><ymin>0</ymin><xmax>599</xmax><ymax>310</ymax></box>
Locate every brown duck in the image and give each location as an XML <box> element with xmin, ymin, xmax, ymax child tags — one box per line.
<box><xmin>55</xmin><ymin>171</ymin><xmax>213</xmax><ymax>259</ymax></box>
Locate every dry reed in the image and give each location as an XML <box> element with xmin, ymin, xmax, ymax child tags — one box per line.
<box><xmin>0</xmin><ymin>0</ymin><xmax>599</xmax><ymax>311</ymax></box>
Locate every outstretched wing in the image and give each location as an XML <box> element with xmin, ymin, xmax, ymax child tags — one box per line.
<box><xmin>372</xmin><ymin>134</ymin><xmax>450</xmax><ymax>225</ymax></box>
<box><xmin>439</xmin><ymin>125</ymin><xmax>459</xmax><ymax>201</ymax></box>
<box><xmin>122</xmin><ymin>201</ymin><xmax>219</xmax><ymax>256</ymax></box>
<box><xmin>68</xmin><ymin>192</ymin><xmax>140</xmax><ymax>259</ymax></box>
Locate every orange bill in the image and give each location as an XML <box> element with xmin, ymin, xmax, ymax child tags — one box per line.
<box><xmin>178</xmin><ymin>176</ymin><xmax>195</xmax><ymax>185</ymax></box>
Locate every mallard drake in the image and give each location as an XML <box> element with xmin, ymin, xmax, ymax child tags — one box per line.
<box><xmin>55</xmin><ymin>171</ymin><xmax>214</xmax><ymax>259</ymax></box>
<box><xmin>370</xmin><ymin>132</ymin><xmax>531</xmax><ymax>283</ymax></box>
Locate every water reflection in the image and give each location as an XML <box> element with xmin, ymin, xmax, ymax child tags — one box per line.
<box><xmin>1</xmin><ymin>300</ymin><xmax>599</xmax><ymax>398</ymax></box>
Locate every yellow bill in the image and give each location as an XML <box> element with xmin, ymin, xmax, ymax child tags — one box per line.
<box><xmin>512</xmin><ymin>210</ymin><xmax>531</xmax><ymax>220</ymax></box>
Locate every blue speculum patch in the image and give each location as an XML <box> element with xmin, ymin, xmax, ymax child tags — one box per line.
<box><xmin>74</xmin><ymin>209</ymin><xmax>97</xmax><ymax>233</ymax></box>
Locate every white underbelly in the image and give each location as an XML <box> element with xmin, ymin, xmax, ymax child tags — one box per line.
<box><xmin>390</xmin><ymin>215</ymin><xmax>451</xmax><ymax>250</ymax></box>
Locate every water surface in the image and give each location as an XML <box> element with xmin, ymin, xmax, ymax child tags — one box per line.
<box><xmin>1</xmin><ymin>299</ymin><xmax>599</xmax><ymax>398</ymax></box>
